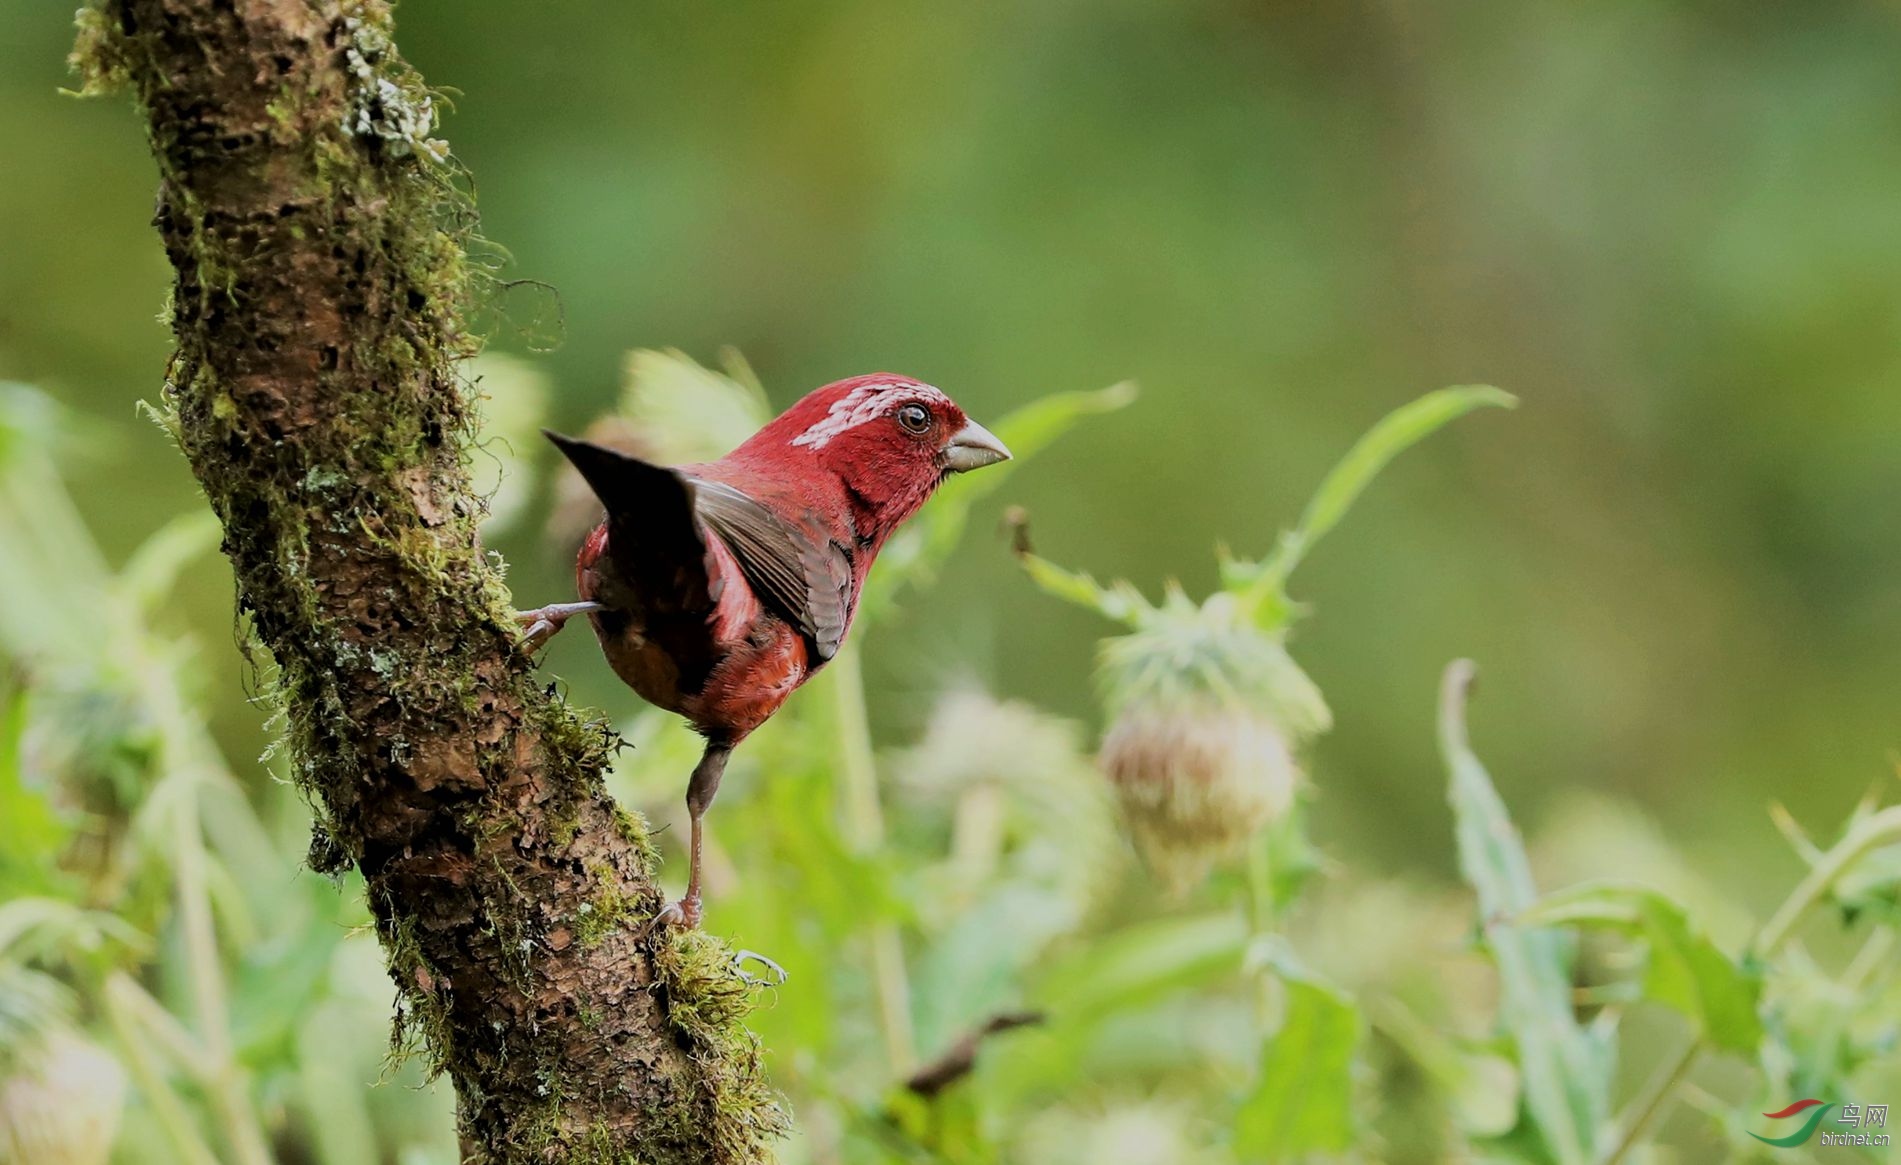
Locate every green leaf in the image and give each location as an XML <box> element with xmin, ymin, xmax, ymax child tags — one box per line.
<box><xmin>0</xmin><ymin>382</ymin><xmax>65</xmax><ymax>469</ymax></box>
<box><xmin>1260</xmin><ymin>385</ymin><xmax>1515</xmax><ymax>590</ymax></box>
<box><xmin>1233</xmin><ymin>952</ymin><xmax>1361</xmax><ymax>1160</ymax></box>
<box><xmin>1029</xmin><ymin>912</ymin><xmax>1249</xmax><ymax>1019</ymax></box>
<box><xmin>1439</xmin><ymin>661</ymin><xmax>1609</xmax><ymax>1165</ymax></box>
<box><xmin>1518</xmin><ymin>882</ymin><xmax>1764</xmax><ymax>1054</ymax></box>
<box><xmin>297</xmin><ymin>1000</ymin><xmax>381</xmax><ymax>1165</ymax></box>
<box><xmin>1830</xmin><ymin>840</ymin><xmax>1901</xmax><ymax>925</ymax></box>
<box><xmin>1754</xmin><ymin>945</ymin><xmax>1878</xmax><ymax>1109</ymax></box>
<box><xmin>0</xmin><ymin>896</ymin><xmax>145</xmax><ymax>966</ymax></box>
<box><xmin>230</xmin><ymin>875</ymin><xmax>354</xmax><ymax>1068</ymax></box>
<box><xmin>1012</xmin><ymin>550</ymin><xmax>1153</xmax><ymax>628</ymax></box>
<box><xmin>970</xmin><ymin>913</ymin><xmax>1250</xmax><ymax>1113</ymax></box>
<box><xmin>464</xmin><ymin>351</ymin><xmax>553</xmax><ymax>536</ymax></box>
<box><xmin>1370</xmin><ymin>997</ymin><xmax>1520</xmax><ymax>1138</ymax></box>
<box><xmin>985</xmin><ymin>380</ymin><xmax>1137</xmax><ymax>463</ymax></box>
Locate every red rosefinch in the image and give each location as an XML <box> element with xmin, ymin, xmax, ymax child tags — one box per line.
<box><xmin>520</xmin><ymin>373</ymin><xmax>1011</xmax><ymax>928</ymax></box>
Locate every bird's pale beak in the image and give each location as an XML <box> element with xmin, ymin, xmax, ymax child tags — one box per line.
<box><xmin>941</xmin><ymin>419</ymin><xmax>1012</xmax><ymax>473</ymax></box>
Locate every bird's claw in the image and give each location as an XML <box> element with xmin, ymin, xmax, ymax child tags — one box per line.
<box><xmin>733</xmin><ymin>949</ymin><xmax>787</xmax><ymax>986</ymax></box>
<box><xmin>636</xmin><ymin>891</ymin><xmax>702</xmax><ymax>942</ymax></box>
<box><xmin>512</xmin><ymin>601</ymin><xmax>604</xmax><ymax>653</ymax></box>
<box><xmin>517</xmin><ymin>617</ymin><xmax>558</xmax><ymax>652</ymax></box>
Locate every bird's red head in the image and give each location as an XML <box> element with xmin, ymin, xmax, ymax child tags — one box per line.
<box><xmin>732</xmin><ymin>373</ymin><xmax>1012</xmax><ymax>539</ymax></box>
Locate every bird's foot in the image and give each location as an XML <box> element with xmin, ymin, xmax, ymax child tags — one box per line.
<box><xmin>642</xmin><ymin>889</ymin><xmax>703</xmax><ymax>935</ymax></box>
<box><xmin>632</xmin><ymin>889</ymin><xmax>782</xmax><ymax>984</ymax></box>
<box><xmin>513</xmin><ymin>601</ymin><xmax>603</xmax><ymax>652</ymax></box>
<box><xmin>733</xmin><ymin>950</ymin><xmax>788</xmax><ymax>987</ymax></box>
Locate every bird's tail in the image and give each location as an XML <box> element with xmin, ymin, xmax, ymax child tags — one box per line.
<box><xmin>542</xmin><ymin>430</ymin><xmax>715</xmax><ymax>626</ymax></box>
<box><xmin>542</xmin><ymin>430</ymin><xmax>691</xmax><ymax>522</ymax></box>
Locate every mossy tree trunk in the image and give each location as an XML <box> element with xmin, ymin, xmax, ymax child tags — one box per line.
<box><xmin>71</xmin><ymin>2</ymin><xmax>782</xmax><ymax>1161</ymax></box>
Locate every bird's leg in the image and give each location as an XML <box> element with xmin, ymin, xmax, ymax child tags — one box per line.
<box><xmin>652</xmin><ymin>742</ymin><xmax>731</xmax><ymax>930</ymax></box>
<box><xmin>512</xmin><ymin>601</ymin><xmax>603</xmax><ymax>651</ymax></box>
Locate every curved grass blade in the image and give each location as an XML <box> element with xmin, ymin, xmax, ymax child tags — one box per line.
<box><xmin>1260</xmin><ymin>386</ymin><xmax>1515</xmax><ymax>591</ymax></box>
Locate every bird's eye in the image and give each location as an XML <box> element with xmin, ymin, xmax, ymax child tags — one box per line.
<box><xmin>896</xmin><ymin>403</ymin><xmax>931</xmax><ymax>434</ymax></box>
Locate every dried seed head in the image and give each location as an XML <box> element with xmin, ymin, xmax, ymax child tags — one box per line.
<box><xmin>1101</xmin><ymin>700</ymin><xmax>1299</xmax><ymax>891</ymax></box>
<box><xmin>900</xmin><ymin>689</ymin><xmax>1090</xmax><ymax>798</ymax></box>
<box><xmin>1094</xmin><ymin>589</ymin><xmax>1326</xmax><ymax>890</ymax></box>
<box><xmin>0</xmin><ymin>1031</ymin><xmax>126</xmax><ymax>1165</ymax></box>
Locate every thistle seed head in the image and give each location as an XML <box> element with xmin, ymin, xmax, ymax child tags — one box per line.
<box><xmin>1093</xmin><ymin>590</ymin><xmax>1325</xmax><ymax>890</ymax></box>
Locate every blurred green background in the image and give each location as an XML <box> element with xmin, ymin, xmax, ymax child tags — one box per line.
<box><xmin>4</xmin><ymin>3</ymin><xmax>1901</xmax><ymax>1161</ymax></box>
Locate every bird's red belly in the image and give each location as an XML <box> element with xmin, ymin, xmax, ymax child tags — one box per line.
<box><xmin>694</xmin><ymin>624</ymin><xmax>811</xmax><ymax>738</ymax></box>
<box><xmin>588</xmin><ymin>608</ymin><xmax>810</xmax><ymax>743</ymax></box>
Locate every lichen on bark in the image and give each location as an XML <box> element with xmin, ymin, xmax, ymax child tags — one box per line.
<box><xmin>70</xmin><ymin>2</ymin><xmax>785</xmax><ymax>1160</ymax></box>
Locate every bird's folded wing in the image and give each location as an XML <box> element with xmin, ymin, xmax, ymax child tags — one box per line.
<box><xmin>689</xmin><ymin>478</ymin><xmax>854</xmax><ymax>661</ymax></box>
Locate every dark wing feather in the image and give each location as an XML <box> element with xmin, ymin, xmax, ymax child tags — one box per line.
<box><xmin>543</xmin><ymin>429</ymin><xmax>716</xmax><ymax>623</ymax></box>
<box><xmin>690</xmin><ymin>478</ymin><xmax>854</xmax><ymax>661</ymax></box>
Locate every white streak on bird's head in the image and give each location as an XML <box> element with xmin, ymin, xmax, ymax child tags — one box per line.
<box><xmin>787</xmin><ymin>376</ymin><xmax>953</xmax><ymax>449</ymax></box>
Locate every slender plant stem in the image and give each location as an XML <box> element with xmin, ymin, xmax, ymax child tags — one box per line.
<box><xmin>115</xmin><ymin>975</ymin><xmax>210</xmax><ymax>1076</ymax></box>
<box><xmin>1243</xmin><ymin>830</ymin><xmax>1281</xmax><ymax>1026</ymax></box>
<box><xmin>1595</xmin><ymin>1037</ymin><xmax>1701</xmax><ymax>1165</ymax></box>
<box><xmin>1245</xmin><ymin>831</ymin><xmax>1277</xmax><ymax>938</ymax></box>
<box><xmin>172</xmin><ymin>793</ymin><xmax>274</xmax><ymax>1165</ymax></box>
<box><xmin>1753</xmin><ymin>805</ymin><xmax>1901</xmax><ymax>960</ymax></box>
<box><xmin>104</xmin><ymin>974</ymin><xmax>221</xmax><ymax>1165</ymax></box>
<box><xmin>829</xmin><ymin>642</ymin><xmax>917</xmax><ymax>1073</ymax></box>
<box><xmin>1841</xmin><ymin>926</ymin><xmax>1894</xmax><ymax>993</ymax></box>
<box><xmin>131</xmin><ymin>567</ymin><xmax>272</xmax><ymax>1165</ymax></box>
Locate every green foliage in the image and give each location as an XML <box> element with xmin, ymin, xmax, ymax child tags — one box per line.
<box><xmin>1232</xmin><ymin>948</ymin><xmax>1361</xmax><ymax>1160</ymax></box>
<box><xmin>0</xmin><ymin>384</ymin><xmax>456</xmax><ymax>1164</ymax></box>
<box><xmin>1833</xmin><ymin>840</ymin><xmax>1901</xmax><ymax>926</ymax></box>
<box><xmin>618</xmin><ymin>347</ymin><xmax>774</xmax><ymax>464</ymax></box>
<box><xmin>1012</xmin><ymin>387</ymin><xmax>1508</xmax><ymax>893</ymax></box>
<box><xmin>1031</xmin><ymin>911</ymin><xmax>1249</xmax><ymax>1020</ymax></box>
<box><xmin>17</xmin><ymin>29</ymin><xmax>1901</xmax><ymax>1159</ymax></box>
<box><xmin>19</xmin><ymin>0</ymin><xmax>1901</xmax><ymax>1156</ymax></box>
<box><xmin>1518</xmin><ymin>882</ymin><xmax>1764</xmax><ymax>1054</ymax></box>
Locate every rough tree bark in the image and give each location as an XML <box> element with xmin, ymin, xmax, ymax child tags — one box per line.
<box><xmin>71</xmin><ymin>2</ymin><xmax>785</xmax><ymax>1161</ymax></box>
